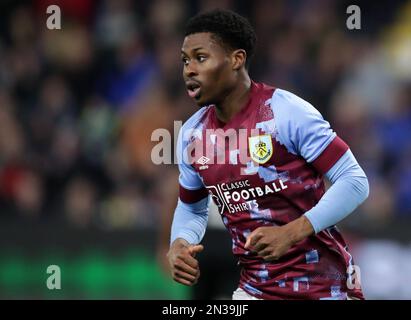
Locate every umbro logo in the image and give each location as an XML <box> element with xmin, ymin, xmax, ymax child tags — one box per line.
<box><xmin>197</xmin><ymin>156</ymin><xmax>210</xmax><ymax>165</ymax></box>
<box><xmin>197</xmin><ymin>156</ymin><xmax>210</xmax><ymax>170</ymax></box>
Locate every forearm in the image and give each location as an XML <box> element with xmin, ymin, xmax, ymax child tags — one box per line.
<box><xmin>283</xmin><ymin>215</ymin><xmax>315</xmax><ymax>244</ymax></box>
<box><xmin>170</xmin><ymin>197</ymin><xmax>209</xmax><ymax>245</ymax></box>
<box><xmin>304</xmin><ymin>150</ymin><xmax>369</xmax><ymax>234</ymax></box>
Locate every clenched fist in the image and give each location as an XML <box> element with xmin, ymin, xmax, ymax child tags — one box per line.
<box><xmin>244</xmin><ymin>216</ymin><xmax>315</xmax><ymax>261</ymax></box>
<box><xmin>167</xmin><ymin>238</ymin><xmax>204</xmax><ymax>286</ymax></box>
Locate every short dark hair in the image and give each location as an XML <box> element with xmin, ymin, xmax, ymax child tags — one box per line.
<box><xmin>184</xmin><ymin>9</ymin><xmax>256</xmax><ymax>68</ymax></box>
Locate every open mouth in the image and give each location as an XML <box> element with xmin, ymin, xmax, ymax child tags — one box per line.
<box><xmin>186</xmin><ymin>81</ymin><xmax>201</xmax><ymax>99</ymax></box>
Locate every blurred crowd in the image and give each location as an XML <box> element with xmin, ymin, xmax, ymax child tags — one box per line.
<box><xmin>0</xmin><ymin>0</ymin><xmax>410</xmax><ymax>233</ymax></box>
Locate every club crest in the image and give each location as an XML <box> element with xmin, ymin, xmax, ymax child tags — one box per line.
<box><xmin>248</xmin><ymin>134</ymin><xmax>273</xmax><ymax>164</ymax></box>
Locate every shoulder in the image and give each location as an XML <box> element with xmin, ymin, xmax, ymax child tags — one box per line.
<box><xmin>178</xmin><ymin>106</ymin><xmax>211</xmax><ymax>151</ymax></box>
<box><xmin>180</xmin><ymin>106</ymin><xmax>210</xmax><ymax>137</ymax></box>
<box><xmin>270</xmin><ymin>88</ymin><xmax>320</xmax><ymax>119</ymax></box>
<box><xmin>267</xmin><ymin>88</ymin><xmax>334</xmax><ymax>158</ymax></box>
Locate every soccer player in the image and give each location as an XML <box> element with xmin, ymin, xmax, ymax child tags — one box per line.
<box><xmin>167</xmin><ymin>9</ymin><xmax>369</xmax><ymax>300</ymax></box>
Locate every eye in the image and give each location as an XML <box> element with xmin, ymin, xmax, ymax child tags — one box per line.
<box><xmin>197</xmin><ymin>55</ymin><xmax>206</xmax><ymax>62</ymax></box>
<box><xmin>181</xmin><ymin>57</ymin><xmax>189</xmax><ymax>65</ymax></box>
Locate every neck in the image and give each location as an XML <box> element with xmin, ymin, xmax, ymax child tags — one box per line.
<box><xmin>215</xmin><ymin>73</ymin><xmax>251</xmax><ymax>123</ymax></box>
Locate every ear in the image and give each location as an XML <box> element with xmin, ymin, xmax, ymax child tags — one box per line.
<box><xmin>231</xmin><ymin>49</ymin><xmax>247</xmax><ymax>70</ymax></box>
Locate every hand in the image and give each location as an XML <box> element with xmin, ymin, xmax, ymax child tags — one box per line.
<box><xmin>244</xmin><ymin>216</ymin><xmax>314</xmax><ymax>261</ymax></box>
<box><xmin>167</xmin><ymin>238</ymin><xmax>204</xmax><ymax>286</ymax></box>
<box><xmin>244</xmin><ymin>226</ymin><xmax>293</xmax><ymax>261</ymax></box>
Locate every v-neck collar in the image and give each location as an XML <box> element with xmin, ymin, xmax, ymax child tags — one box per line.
<box><xmin>210</xmin><ymin>80</ymin><xmax>259</xmax><ymax>129</ymax></box>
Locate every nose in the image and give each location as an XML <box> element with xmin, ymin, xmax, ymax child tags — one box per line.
<box><xmin>184</xmin><ymin>61</ymin><xmax>198</xmax><ymax>78</ymax></box>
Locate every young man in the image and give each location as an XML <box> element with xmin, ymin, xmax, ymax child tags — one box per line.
<box><xmin>167</xmin><ymin>9</ymin><xmax>369</xmax><ymax>300</ymax></box>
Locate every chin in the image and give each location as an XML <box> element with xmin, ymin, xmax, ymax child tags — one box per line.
<box><xmin>195</xmin><ymin>96</ymin><xmax>214</xmax><ymax>107</ymax></box>
<box><xmin>194</xmin><ymin>96</ymin><xmax>206</xmax><ymax>106</ymax></box>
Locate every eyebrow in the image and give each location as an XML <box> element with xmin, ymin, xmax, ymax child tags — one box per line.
<box><xmin>181</xmin><ymin>47</ymin><xmax>204</xmax><ymax>54</ymax></box>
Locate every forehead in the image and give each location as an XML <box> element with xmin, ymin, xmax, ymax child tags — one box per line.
<box><xmin>181</xmin><ymin>32</ymin><xmax>225</xmax><ymax>54</ymax></box>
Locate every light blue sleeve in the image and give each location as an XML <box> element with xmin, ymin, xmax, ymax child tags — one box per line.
<box><xmin>171</xmin><ymin>108</ymin><xmax>209</xmax><ymax>245</ymax></box>
<box><xmin>176</xmin><ymin>113</ymin><xmax>205</xmax><ymax>190</ymax></box>
<box><xmin>303</xmin><ymin>150</ymin><xmax>369</xmax><ymax>233</ymax></box>
<box><xmin>272</xmin><ymin>89</ymin><xmax>337</xmax><ymax>162</ymax></box>
<box><xmin>271</xmin><ymin>89</ymin><xmax>368</xmax><ymax>232</ymax></box>
<box><xmin>170</xmin><ymin>197</ymin><xmax>209</xmax><ymax>245</ymax></box>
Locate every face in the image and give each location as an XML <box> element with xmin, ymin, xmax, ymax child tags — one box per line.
<box><xmin>181</xmin><ymin>32</ymin><xmax>236</xmax><ymax>106</ymax></box>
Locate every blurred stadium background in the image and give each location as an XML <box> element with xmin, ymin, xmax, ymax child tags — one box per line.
<box><xmin>0</xmin><ymin>0</ymin><xmax>410</xmax><ymax>299</ymax></box>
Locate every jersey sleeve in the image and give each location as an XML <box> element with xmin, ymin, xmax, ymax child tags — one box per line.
<box><xmin>304</xmin><ymin>149</ymin><xmax>369</xmax><ymax>233</ymax></box>
<box><xmin>272</xmin><ymin>89</ymin><xmax>349</xmax><ymax>174</ymax></box>
<box><xmin>177</xmin><ymin>123</ymin><xmax>209</xmax><ymax>203</ymax></box>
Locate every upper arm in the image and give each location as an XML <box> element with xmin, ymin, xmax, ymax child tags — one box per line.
<box><xmin>177</xmin><ymin>123</ymin><xmax>209</xmax><ymax>203</ymax></box>
<box><xmin>272</xmin><ymin>89</ymin><xmax>349</xmax><ymax>174</ymax></box>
